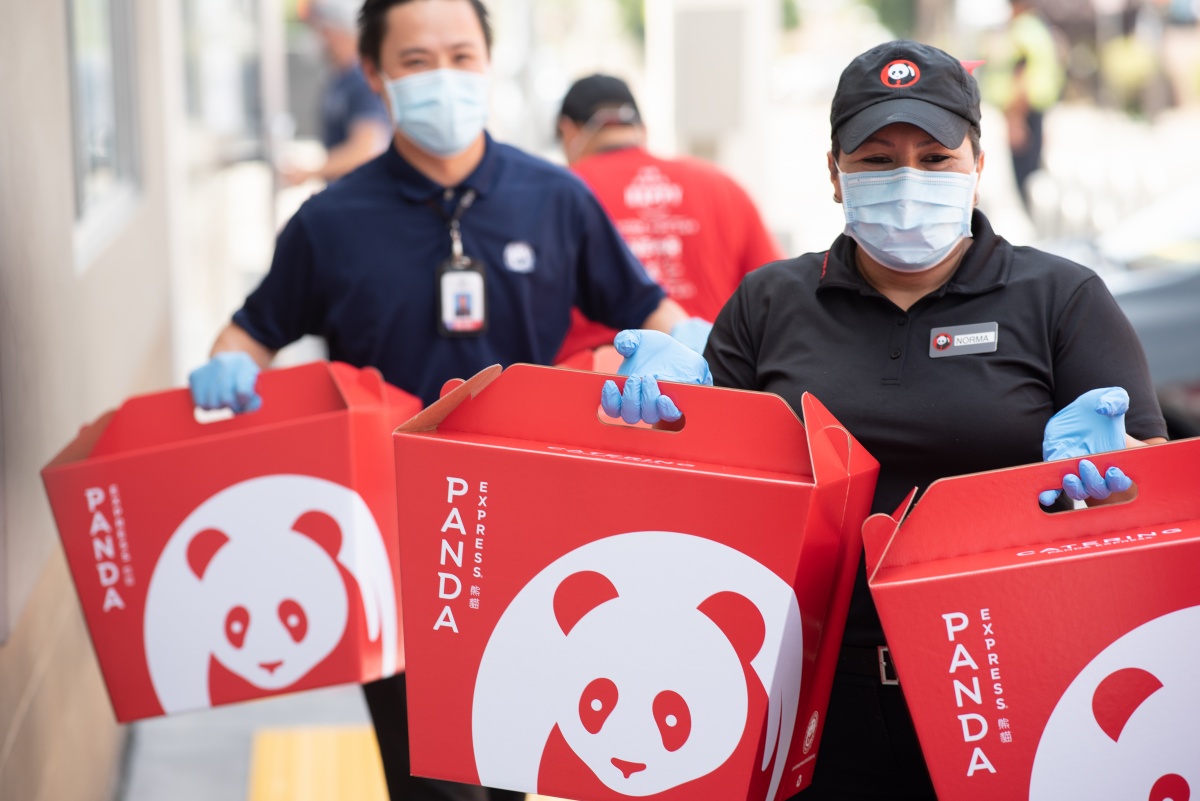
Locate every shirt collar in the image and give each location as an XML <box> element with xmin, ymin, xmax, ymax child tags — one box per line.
<box><xmin>588</xmin><ymin>143</ymin><xmax>643</xmax><ymax>158</ymax></box>
<box><xmin>817</xmin><ymin>210</ymin><xmax>1010</xmax><ymax>298</ymax></box>
<box><xmin>383</xmin><ymin>131</ymin><xmax>502</xmax><ymax>203</ymax></box>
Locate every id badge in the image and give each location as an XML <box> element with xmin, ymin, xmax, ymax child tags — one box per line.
<box><xmin>437</xmin><ymin>257</ymin><xmax>487</xmax><ymax>337</ymax></box>
<box><xmin>929</xmin><ymin>322</ymin><xmax>999</xmax><ymax>358</ymax></box>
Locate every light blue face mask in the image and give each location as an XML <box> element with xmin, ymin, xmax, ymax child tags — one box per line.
<box><xmin>838</xmin><ymin>166</ymin><xmax>977</xmax><ymax>273</ymax></box>
<box><xmin>384</xmin><ymin>69</ymin><xmax>490</xmax><ymax>157</ymax></box>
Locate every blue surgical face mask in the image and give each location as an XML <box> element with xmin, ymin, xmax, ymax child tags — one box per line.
<box><xmin>384</xmin><ymin>69</ymin><xmax>490</xmax><ymax>157</ymax></box>
<box><xmin>838</xmin><ymin>165</ymin><xmax>977</xmax><ymax>272</ymax></box>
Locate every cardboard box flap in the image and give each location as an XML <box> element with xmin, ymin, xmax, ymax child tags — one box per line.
<box><xmin>88</xmin><ymin>361</ymin><xmax>383</xmax><ymax>458</ymax></box>
<box><xmin>332</xmin><ymin>362</ymin><xmax>385</xmax><ymax>406</ymax></box>
<box><xmin>398</xmin><ymin>364</ymin><xmax>814</xmax><ymax>477</ymax></box>
<box><xmin>43</xmin><ymin>411</ymin><xmax>117</xmax><ymax>472</ymax></box>
<box><xmin>801</xmin><ymin>392</ymin><xmax>878</xmax><ymax>489</ymax></box>
<box><xmin>871</xmin><ymin>437</ymin><xmax>1200</xmax><ymax>571</ymax></box>
<box><xmin>338</xmin><ymin>362</ymin><xmax>423</xmax><ymax>416</ymax></box>
<box><xmin>863</xmin><ymin>489</ymin><xmax>918</xmax><ymax>579</ymax></box>
<box><xmin>395</xmin><ymin>364</ymin><xmax>503</xmax><ymax>433</ymax></box>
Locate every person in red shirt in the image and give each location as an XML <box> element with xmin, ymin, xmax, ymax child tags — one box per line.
<box><xmin>555</xmin><ymin>74</ymin><xmax>783</xmax><ymax>366</ymax></box>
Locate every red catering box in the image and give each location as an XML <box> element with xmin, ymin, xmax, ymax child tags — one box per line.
<box><xmin>865</xmin><ymin>438</ymin><xmax>1200</xmax><ymax>800</ymax></box>
<box><xmin>41</xmin><ymin>361</ymin><xmax>420</xmax><ymax>722</ymax></box>
<box><xmin>392</xmin><ymin>364</ymin><xmax>880</xmax><ymax>801</ymax></box>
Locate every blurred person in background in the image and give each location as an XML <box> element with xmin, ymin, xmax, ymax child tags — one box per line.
<box><xmin>280</xmin><ymin>0</ymin><xmax>392</xmax><ymax>184</ymax></box>
<box><xmin>981</xmin><ymin>0</ymin><xmax>1065</xmax><ymax>204</ymax></box>
<box><xmin>603</xmin><ymin>40</ymin><xmax>1167</xmax><ymax>798</ymax></box>
<box><xmin>1098</xmin><ymin>0</ymin><xmax>1174</xmax><ymax>117</ymax></box>
<box><xmin>554</xmin><ymin>74</ymin><xmax>783</xmax><ymax>365</ymax></box>
<box><xmin>189</xmin><ymin>0</ymin><xmax>694</xmax><ymax>799</ymax></box>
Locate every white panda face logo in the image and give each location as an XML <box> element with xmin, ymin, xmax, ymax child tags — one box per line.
<box><xmin>552</xmin><ymin>572</ymin><xmax>756</xmax><ymax>795</ymax></box>
<box><xmin>1029</xmin><ymin>606</ymin><xmax>1200</xmax><ymax>800</ymax></box>
<box><xmin>190</xmin><ymin>511</ymin><xmax>348</xmax><ymax>689</ymax></box>
<box><xmin>472</xmin><ymin>532</ymin><xmax>804</xmax><ymax>801</ymax></box>
<box><xmin>144</xmin><ymin>475</ymin><xmax>398</xmax><ymax>714</ymax></box>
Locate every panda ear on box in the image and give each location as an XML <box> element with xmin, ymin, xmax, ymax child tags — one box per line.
<box><xmin>1091</xmin><ymin>667</ymin><xmax>1163</xmax><ymax>743</ymax></box>
<box><xmin>553</xmin><ymin>571</ymin><xmax>619</xmax><ymax>636</ymax></box>
<box><xmin>698</xmin><ymin>591</ymin><xmax>765</xmax><ymax>665</ymax></box>
<box><xmin>291</xmin><ymin>510</ymin><xmax>343</xmax><ymax>558</ymax></box>
<box><xmin>187</xmin><ymin>528</ymin><xmax>230</xmax><ymax>579</ymax></box>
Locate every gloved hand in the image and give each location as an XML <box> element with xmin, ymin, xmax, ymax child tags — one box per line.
<box><xmin>600</xmin><ymin>329</ymin><xmax>712</xmax><ymax>425</ymax></box>
<box><xmin>670</xmin><ymin>317</ymin><xmax>714</xmax><ymax>355</ymax></box>
<box><xmin>1039</xmin><ymin>387</ymin><xmax>1131</xmax><ymax>506</ymax></box>
<box><xmin>189</xmin><ymin>351</ymin><xmax>263</xmax><ymax>414</ymax></box>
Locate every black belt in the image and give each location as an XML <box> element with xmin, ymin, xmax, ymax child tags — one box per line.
<box><xmin>838</xmin><ymin>645</ymin><xmax>899</xmax><ymax>685</ymax></box>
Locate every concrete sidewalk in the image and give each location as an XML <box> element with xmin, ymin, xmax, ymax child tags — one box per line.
<box><xmin>117</xmin><ymin>686</ymin><xmax>371</xmax><ymax>801</ymax></box>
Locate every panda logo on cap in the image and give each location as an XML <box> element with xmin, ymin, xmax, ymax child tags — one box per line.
<box><xmin>881</xmin><ymin>59</ymin><xmax>921</xmax><ymax>88</ymax></box>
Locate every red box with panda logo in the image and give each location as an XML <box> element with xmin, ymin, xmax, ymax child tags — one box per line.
<box><xmin>864</xmin><ymin>437</ymin><xmax>1200</xmax><ymax>800</ymax></box>
<box><xmin>40</xmin><ymin>361</ymin><xmax>420</xmax><ymax>722</ymax></box>
<box><xmin>392</xmin><ymin>364</ymin><xmax>880</xmax><ymax>801</ymax></box>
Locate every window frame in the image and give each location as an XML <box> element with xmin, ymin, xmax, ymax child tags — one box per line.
<box><xmin>66</xmin><ymin>0</ymin><xmax>142</xmax><ymax>272</ymax></box>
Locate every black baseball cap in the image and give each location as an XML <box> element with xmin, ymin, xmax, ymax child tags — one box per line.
<box><xmin>559</xmin><ymin>74</ymin><xmax>642</xmax><ymax>124</ymax></box>
<box><xmin>830</xmin><ymin>40</ymin><xmax>981</xmax><ymax>154</ymax></box>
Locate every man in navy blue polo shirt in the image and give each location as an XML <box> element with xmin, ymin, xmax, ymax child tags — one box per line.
<box><xmin>188</xmin><ymin>1</ymin><xmax>690</xmax><ymax>798</ymax></box>
<box><xmin>195</xmin><ymin>0</ymin><xmax>685</xmax><ymax>411</ymax></box>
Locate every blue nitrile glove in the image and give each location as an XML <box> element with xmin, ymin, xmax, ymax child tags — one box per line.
<box><xmin>600</xmin><ymin>329</ymin><xmax>713</xmax><ymax>425</ymax></box>
<box><xmin>670</xmin><ymin>317</ymin><xmax>714</xmax><ymax>355</ymax></box>
<box><xmin>1039</xmin><ymin>387</ymin><xmax>1132</xmax><ymax>506</ymax></box>
<box><xmin>189</xmin><ymin>351</ymin><xmax>263</xmax><ymax>413</ymax></box>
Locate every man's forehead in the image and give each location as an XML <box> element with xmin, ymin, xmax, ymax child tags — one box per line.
<box><xmin>384</xmin><ymin>0</ymin><xmax>487</xmax><ymax>47</ymax></box>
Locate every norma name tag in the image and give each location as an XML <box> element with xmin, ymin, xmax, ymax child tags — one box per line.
<box><xmin>929</xmin><ymin>322</ymin><xmax>999</xmax><ymax>358</ymax></box>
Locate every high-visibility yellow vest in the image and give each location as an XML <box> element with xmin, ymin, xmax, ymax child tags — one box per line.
<box><xmin>981</xmin><ymin>11</ymin><xmax>1065</xmax><ymax>112</ymax></box>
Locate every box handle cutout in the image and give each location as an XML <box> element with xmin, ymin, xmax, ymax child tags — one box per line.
<box><xmin>193</xmin><ymin>406</ymin><xmax>236</xmax><ymax>425</ymax></box>
<box><xmin>1038</xmin><ymin>482</ymin><xmax>1139</xmax><ymax>515</ymax></box>
<box><xmin>595</xmin><ymin>406</ymin><xmax>683</xmax><ymax>433</ymax></box>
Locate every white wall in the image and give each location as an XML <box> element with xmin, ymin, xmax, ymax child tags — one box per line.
<box><xmin>0</xmin><ymin>0</ymin><xmax>179</xmax><ymax>795</ymax></box>
<box><xmin>645</xmin><ymin>0</ymin><xmax>778</xmax><ymax>204</ymax></box>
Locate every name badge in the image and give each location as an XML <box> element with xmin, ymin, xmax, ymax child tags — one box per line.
<box><xmin>929</xmin><ymin>322</ymin><xmax>999</xmax><ymax>358</ymax></box>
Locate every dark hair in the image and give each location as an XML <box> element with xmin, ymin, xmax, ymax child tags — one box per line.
<box><xmin>831</xmin><ymin>124</ymin><xmax>981</xmax><ymax>161</ymax></box>
<box><xmin>357</xmin><ymin>0</ymin><xmax>493</xmax><ymax>66</ymax></box>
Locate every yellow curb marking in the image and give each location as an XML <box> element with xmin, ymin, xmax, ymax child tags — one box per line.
<box><xmin>248</xmin><ymin>726</ymin><xmax>388</xmax><ymax>801</ymax></box>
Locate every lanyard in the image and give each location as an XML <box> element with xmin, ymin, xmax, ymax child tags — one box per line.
<box><xmin>429</xmin><ymin>188</ymin><xmax>487</xmax><ymax>339</ymax></box>
<box><xmin>427</xmin><ymin>189</ymin><xmax>477</xmax><ymax>266</ymax></box>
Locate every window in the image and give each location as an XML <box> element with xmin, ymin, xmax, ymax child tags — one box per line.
<box><xmin>68</xmin><ymin>0</ymin><xmax>140</xmax><ymax>264</ymax></box>
<box><xmin>182</xmin><ymin>0</ymin><xmax>267</xmax><ymax>161</ymax></box>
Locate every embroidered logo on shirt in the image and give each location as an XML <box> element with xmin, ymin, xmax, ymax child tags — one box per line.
<box><xmin>503</xmin><ymin>241</ymin><xmax>536</xmax><ymax>273</ymax></box>
<box><xmin>929</xmin><ymin>322</ymin><xmax>999</xmax><ymax>358</ymax></box>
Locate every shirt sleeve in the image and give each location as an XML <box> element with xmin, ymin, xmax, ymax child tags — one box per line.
<box><xmin>232</xmin><ymin>211</ymin><xmax>325</xmax><ymax>350</ymax></box>
<box><xmin>1051</xmin><ymin>274</ymin><xmax>1167</xmax><ymax>442</ymax></box>
<box><xmin>705</xmin><ymin>273</ymin><xmax>764</xmax><ymax>391</ymax></box>
<box><xmin>572</xmin><ymin>187</ymin><xmax>666</xmax><ymax>331</ymax></box>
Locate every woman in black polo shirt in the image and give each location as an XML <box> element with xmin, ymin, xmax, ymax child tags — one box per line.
<box><xmin>602</xmin><ymin>40</ymin><xmax>1168</xmax><ymax>799</ymax></box>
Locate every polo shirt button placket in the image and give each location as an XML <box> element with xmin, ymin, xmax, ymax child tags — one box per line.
<box><xmin>883</xmin><ymin>315</ymin><xmax>911</xmax><ymax>384</ymax></box>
